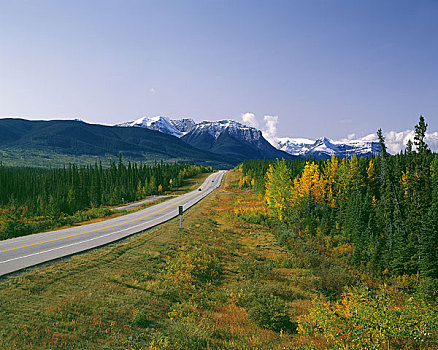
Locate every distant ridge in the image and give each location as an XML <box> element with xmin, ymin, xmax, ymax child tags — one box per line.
<box><xmin>118</xmin><ymin>116</ymin><xmax>382</xmax><ymax>160</ymax></box>
<box><xmin>0</xmin><ymin>117</ymin><xmax>384</xmax><ymax>169</ymax></box>
<box><xmin>277</xmin><ymin>137</ymin><xmax>382</xmax><ymax>159</ymax></box>
<box><xmin>118</xmin><ymin>116</ymin><xmax>195</xmax><ymax>138</ymax></box>
<box><xmin>119</xmin><ymin>117</ymin><xmax>296</xmax><ymax>162</ymax></box>
<box><xmin>181</xmin><ymin>120</ymin><xmax>296</xmax><ymax>162</ymax></box>
<box><xmin>0</xmin><ymin>118</ymin><xmax>233</xmax><ymax>168</ymax></box>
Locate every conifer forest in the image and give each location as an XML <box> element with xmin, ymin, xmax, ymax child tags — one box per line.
<box><xmin>0</xmin><ymin>158</ymin><xmax>211</xmax><ymax>239</ymax></box>
<box><xmin>240</xmin><ymin>116</ymin><xmax>437</xmax><ymax>280</ymax></box>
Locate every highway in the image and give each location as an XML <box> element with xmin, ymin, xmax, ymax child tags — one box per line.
<box><xmin>0</xmin><ymin>170</ymin><xmax>226</xmax><ymax>277</ymax></box>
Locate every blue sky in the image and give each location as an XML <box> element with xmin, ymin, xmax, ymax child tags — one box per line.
<box><xmin>0</xmin><ymin>0</ymin><xmax>437</xmax><ymax>141</ymax></box>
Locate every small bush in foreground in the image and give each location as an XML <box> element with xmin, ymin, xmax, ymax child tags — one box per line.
<box><xmin>298</xmin><ymin>284</ymin><xmax>438</xmax><ymax>349</ymax></box>
<box><xmin>247</xmin><ymin>293</ymin><xmax>296</xmax><ymax>332</ymax></box>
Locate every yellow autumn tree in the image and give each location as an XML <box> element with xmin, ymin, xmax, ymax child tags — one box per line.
<box><xmin>292</xmin><ymin>161</ymin><xmax>325</xmax><ymax>203</ymax></box>
<box><xmin>239</xmin><ymin>176</ymin><xmax>250</xmax><ymax>188</ymax></box>
<box><xmin>322</xmin><ymin>156</ymin><xmax>339</xmax><ymax>207</ymax></box>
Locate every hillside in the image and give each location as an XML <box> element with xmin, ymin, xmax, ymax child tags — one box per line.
<box><xmin>0</xmin><ymin>118</ymin><xmax>234</xmax><ymax>168</ymax></box>
<box><xmin>181</xmin><ymin>120</ymin><xmax>296</xmax><ymax>162</ymax></box>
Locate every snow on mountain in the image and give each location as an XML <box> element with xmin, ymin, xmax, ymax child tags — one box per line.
<box><xmin>181</xmin><ymin>119</ymin><xmax>294</xmax><ymax>161</ymax></box>
<box><xmin>117</xmin><ymin>116</ymin><xmax>195</xmax><ymax>137</ymax></box>
<box><xmin>277</xmin><ymin>137</ymin><xmax>382</xmax><ymax>159</ymax></box>
<box><xmin>187</xmin><ymin>119</ymin><xmax>263</xmax><ymax>142</ymax></box>
<box><xmin>117</xmin><ymin>116</ymin><xmax>382</xmax><ymax>159</ymax></box>
<box><xmin>276</xmin><ymin>137</ymin><xmax>314</xmax><ymax>156</ymax></box>
<box><xmin>170</xmin><ymin>118</ymin><xmax>196</xmax><ymax>134</ymax></box>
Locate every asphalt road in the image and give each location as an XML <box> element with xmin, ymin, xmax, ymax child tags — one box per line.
<box><xmin>0</xmin><ymin>170</ymin><xmax>226</xmax><ymax>277</ymax></box>
<box><xmin>111</xmin><ymin>195</ymin><xmax>175</xmax><ymax>211</ymax></box>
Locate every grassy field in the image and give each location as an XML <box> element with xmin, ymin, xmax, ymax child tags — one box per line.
<box><xmin>0</xmin><ymin>171</ymin><xmax>325</xmax><ymax>349</ymax></box>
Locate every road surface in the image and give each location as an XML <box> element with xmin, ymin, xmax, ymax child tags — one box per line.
<box><xmin>111</xmin><ymin>195</ymin><xmax>175</xmax><ymax>211</ymax></box>
<box><xmin>0</xmin><ymin>170</ymin><xmax>226</xmax><ymax>277</ymax></box>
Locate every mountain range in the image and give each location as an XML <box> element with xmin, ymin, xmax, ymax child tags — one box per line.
<box><xmin>119</xmin><ymin>116</ymin><xmax>382</xmax><ymax>160</ymax></box>
<box><xmin>0</xmin><ymin>116</ymin><xmax>382</xmax><ymax>168</ymax></box>
<box><xmin>0</xmin><ymin>118</ymin><xmax>233</xmax><ymax>168</ymax></box>
<box><xmin>117</xmin><ymin>117</ymin><xmax>295</xmax><ymax>163</ymax></box>
<box><xmin>276</xmin><ymin>136</ymin><xmax>381</xmax><ymax>159</ymax></box>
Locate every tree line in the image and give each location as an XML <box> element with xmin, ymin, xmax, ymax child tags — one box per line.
<box><xmin>0</xmin><ymin>157</ymin><xmax>211</xmax><ymax>239</ymax></box>
<box><xmin>240</xmin><ymin>116</ymin><xmax>437</xmax><ymax>280</ymax></box>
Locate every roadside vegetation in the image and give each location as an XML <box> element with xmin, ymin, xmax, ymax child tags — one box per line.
<box><xmin>1</xmin><ymin>170</ymin><xmax>300</xmax><ymax>349</ymax></box>
<box><xmin>0</xmin><ymin>164</ymin><xmax>436</xmax><ymax>349</ymax></box>
<box><xmin>0</xmin><ymin>159</ymin><xmax>212</xmax><ymax>240</ymax></box>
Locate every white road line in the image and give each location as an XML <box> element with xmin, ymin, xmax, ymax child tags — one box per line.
<box><xmin>0</xmin><ymin>174</ymin><xmax>223</xmax><ymax>265</ymax></box>
<box><xmin>0</xmin><ymin>217</ymin><xmax>149</xmax><ymax>264</ymax></box>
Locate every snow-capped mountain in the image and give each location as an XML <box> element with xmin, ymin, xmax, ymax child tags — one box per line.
<box><xmin>277</xmin><ymin>137</ymin><xmax>382</xmax><ymax>159</ymax></box>
<box><xmin>118</xmin><ymin>116</ymin><xmax>195</xmax><ymax>138</ymax></box>
<box><xmin>181</xmin><ymin>120</ymin><xmax>296</xmax><ymax>162</ymax></box>
<box><xmin>117</xmin><ymin>116</ymin><xmax>382</xmax><ymax>160</ymax></box>
<box><xmin>184</xmin><ymin>120</ymin><xmax>263</xmax><ymax>143</ymax></box>
<box><xmin>169</xmin><ymin>118</ymin><xmax>196</xmax><ymax>134</ymax></box>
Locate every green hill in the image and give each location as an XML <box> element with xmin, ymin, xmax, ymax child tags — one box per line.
<box><xmin>0</xmin><ymin>118</ymin><xmax>234</xmax><ymax>168</ymax></box>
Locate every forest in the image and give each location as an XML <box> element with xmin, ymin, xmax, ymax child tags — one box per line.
<box><xmin>240</xmin><ymin>116</ymin><xmax>437</xmax><ymax>279</ymax></box>
<box><xmin>0</xmin><ymin>157</ymin><xmax>211</xmax><ymax>240</ymax></box>
<box><xmin>236</xmin><ymin>116</ymin><xmax>437</xmax><ymax>348</ymax></box>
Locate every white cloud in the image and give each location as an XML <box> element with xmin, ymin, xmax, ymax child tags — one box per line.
<box><xmin>356</xmin><ymin>130</ymin><xmax>438</xmax><ymax>154</ymax></box>
<box><xmin>239</xmin><ymin>112</ymin><xmax>279</xmax><ymax>146</ymax></box>
<box><xmin>241</xmin><ymin>112</ymin><xmax>258</xmax><ymax>128</ymax></box>
<box><xmin>262</xmin><ymin>115</ymin><xmax>279</xmax><ymax>146</ymax></box>
<box><xmin>149</xmin><ymin>88</ymin><xmax>156</xmax><ymax>94</ymax></box>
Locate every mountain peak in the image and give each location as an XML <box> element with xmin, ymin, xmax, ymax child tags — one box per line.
<box><xmin>277</xmin><ymin>137</ymin><xmax>382</xmax><ymax>159</ymax></box>
<box><xmin>193</xmin><ymin>120</ymin><xmax>260</xmax><ymax>140</ymax></box>
<box><xmin>117</xmin><ymin>116</ymin><xmax>195</xmax><ymax>137</ymax></box>
<box><xmin>117</xmin><ymin>116</ymin><xmax>382</xmax><ymax>160</ymax></box>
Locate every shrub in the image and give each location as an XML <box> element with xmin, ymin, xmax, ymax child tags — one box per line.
<box><xmin>161</xmin><ymin>247</ymin><xmax>223</xmax><ymax>301</ymax></box>
<box><xmin>238</xmin><ymin>255</ymin><xmax>273</xmax><ymax>280</ymax></box>
<box><xmin>132</xmin><ymin>309</ymin><xmax>152</xmax><ymax>328</ymax></box>
<box><xmin>168</xmin><ymin>300</ymin><xmax>201</xmax><ymax>322</ymax></box>
<box><xmin>167</xmin><ymin>320</ymin><xmax>211</xmax><ymax>349</ymax></box>
<box><xmin>228</xmin><ymin>281</ymin><xmax>296</xmax><ymax>333</ymax></box>
<box><xmin>315</xmin><ymin>262</ymin><xmax>357</xmax><ymax>300</ymax></box>
<box><xmin>247</xmin><ymin>293</ymin><xmax>295</xmax><ymax>332</ymax></box>
<box><xmin>298</xmin><ymin>284</ymin><xmax>438</xmax><ymax>350</ymax></box>
<box><xmin>416</xmin><ymin>277</ymin><xmax>438</xmax><ymax>302</ymax></box>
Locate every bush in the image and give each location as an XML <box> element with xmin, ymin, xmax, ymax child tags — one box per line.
<box><xmin>273</xmin><ymin>224</ymin><xmax>296</xmax><ymax>246</ymax></box>
<box><xmin>315</xmin><ymin>262</ymin><xmax>357</xmax><ymax>300</ymax></box>
<box><xmin>168</xmin><ymin>300</ymin><xmax>201</xmax><ymax>322</ymax></box>
<box><xmin>73</xmin><ymin>207</ymin><xmax>112</xmax><ymax>222</ymax></box>
<box><xmin>417</xmin><ymin>277</ymin><xmax>438</xmax><ymax>302</ymax></box>
<box><xmin>160</xmin><ymin>247</ymin><xmax>223</xmax><ymax>301</ymax></box>
<box><xmin>132</xmin><ymin>309</ymin><xmax>152</xmax><ymax>328</ymax></box>
<box><xmin>228</xmin><ymin>281</ymin><xmax>296</xmax><ymax>333</ymax></box>
<box><xmin>247</xmin><ymin>293</ymin><xmax>295</xmax><ymax>332</ymax></box>
<box><xmin>167</xmin><ymin>321</ymin><xmax>211</xmax><ymax>349</ymax></box>
<box><xmin>298</xmin><ymin>284</ymin><xmax>438</xmax><ymax>350</ymax></box>
<box><xmin>238</xmin><ymin>255</ymin><xmax>273</xmax><ymax>279</ymax></box>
